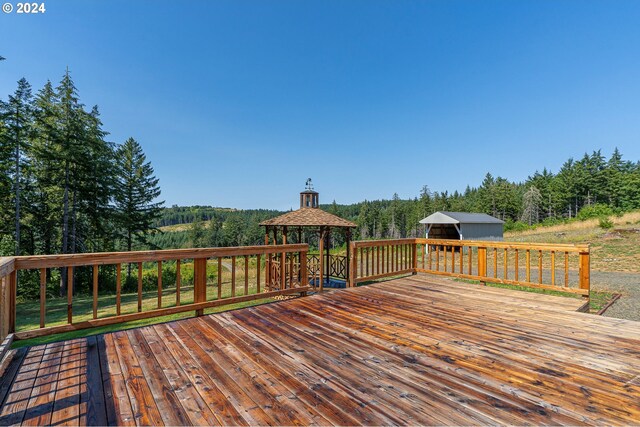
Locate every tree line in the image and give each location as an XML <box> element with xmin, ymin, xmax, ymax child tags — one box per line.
<box><xmin>0</xmin><ymin>71</ymin><xmax>163</xmax><ymax>296</ymax></box>
<box><xmin>163</xmin><ymin>148</ymin><xmax>640</xmax><ymax>249</ymax></box>
<box><xmin>338</xmin><ymin>148</ymin><xmax>640</xmax><ymax>239</ymax></box>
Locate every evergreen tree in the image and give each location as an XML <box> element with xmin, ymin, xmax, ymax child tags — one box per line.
<box><xmin>0</xmin><ymin>78</ymin><xmax>34</xmax><ymax>255</ymax></box>
<box><xmin>114</xmin><ymin>138</ymin><xmax>164</xmax><ymax>254</ymax></box>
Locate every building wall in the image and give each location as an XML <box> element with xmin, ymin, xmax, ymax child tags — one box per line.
<box><xmin>459</xmin><ymin>223</ymin><xmax>504</xmax><ymax>241</ymax></box>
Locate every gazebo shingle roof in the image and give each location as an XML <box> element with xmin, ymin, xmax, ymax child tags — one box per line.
<box><xmin>259</xmin><ymin>208</ymin><xmax>356</xmax><ymax>228</ymax></box>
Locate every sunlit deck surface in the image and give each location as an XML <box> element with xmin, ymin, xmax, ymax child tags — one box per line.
<box><xmin>1</xmin><ymin>275</ymin><xmax>640</xmax><ymax>426</ymax></box>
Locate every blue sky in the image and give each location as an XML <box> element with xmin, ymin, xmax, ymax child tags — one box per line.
<box><xmin>2</xmin><ymin>0</ymin><xmax>640</xmax><ymax>210</ymax></box>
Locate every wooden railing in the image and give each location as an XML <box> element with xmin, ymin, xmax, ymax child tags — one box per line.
<box><xmin>0</xmin><ymin>257</ymin><xmax>17</xmax><ymax>355</ymax></box>
<box><xmin>1</xmin><ymin>244</ymin><xmax>310</xmax><ymax>340</ymax></box>
<box><xmin>349</xmin><ymin>239</ymin><xmax>416</xmax><ymax>284</ymax></box>
<box><xmin>349</xmin><ymin>238</ymin><xmax>590</xmax><ymax>298</ymax></box>
<box><xmin>308</xmin><ymin>253</ymin><xmax>348</xmax><ymax>281</ymax></box>
<box><xmin>268</xmin><ymin>251</ymin><xmax>313</xmax><ymax>292</ymax></box>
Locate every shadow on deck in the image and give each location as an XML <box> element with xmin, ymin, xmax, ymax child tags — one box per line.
<box><xmin>1</xmin><ymin>275</ymin><xmax>639</xmax><ymax>425</ymax></box>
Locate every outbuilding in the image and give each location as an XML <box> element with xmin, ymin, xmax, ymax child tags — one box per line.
<box><xmin>419</xmin><ymin>211</ymin><xmax>504</xmax><ymax>241</ymax></box>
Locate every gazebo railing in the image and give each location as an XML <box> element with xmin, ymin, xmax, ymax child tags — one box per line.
<box><xmin>307</xmin><ymin>253</ymin><xmax>348</xmax><ymax>281</ymax></box>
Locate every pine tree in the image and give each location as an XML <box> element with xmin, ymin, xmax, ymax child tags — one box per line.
<box><xmin>0</xmin><ymin>78</ymin><xmax>34</xmax><ymax>255</ymax></box>
<box><xmin>114</xmin><ymin>138</ymin><xmax>164</xmax><ymax>255</ymax></box>
<box><xmin>29</xmin><ymin>81</ymin><xmax>61</xmax><ymax>257</ymax></box>
<box><xmin>55</xmin><ymin>68</ymin><xmax>85</xmax><ymax>258</ymax></box>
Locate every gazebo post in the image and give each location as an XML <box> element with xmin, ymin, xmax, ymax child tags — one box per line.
<box><xmin>325</xmin><ymin>228</ymin><xmax>331</xmax><ymax>286</ymax></box>
<box><xmin>281</xmin><ymin>226</ymin><xmax>288</xmax><ymax>288</ymax></box>
<box><xmin>265</xmin><ymin>226</ymin><xmax>271</xmax><ymax>287</ymax></box>
<box><xmin>319</xmin><ymin>227</ymin><xmax>325</xmax><ymax>292</ymax></box>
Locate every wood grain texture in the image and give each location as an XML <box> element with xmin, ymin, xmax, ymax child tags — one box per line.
<box><xmin>2</xmin><ymin>275</ymin><xmax>638</xmax><ymax>426</ymax></box>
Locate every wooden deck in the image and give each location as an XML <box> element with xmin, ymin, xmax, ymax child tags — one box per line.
<box><xmin>1</xmin><ymin>275</ymin><xmax>639</xmax><ymax>426</ymax></box>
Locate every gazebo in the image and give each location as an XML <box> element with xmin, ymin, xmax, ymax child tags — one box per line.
<box><xmin>260</xmin><ymin>179</ymin><xmax>356</xmax><ymax>290</ymax></box>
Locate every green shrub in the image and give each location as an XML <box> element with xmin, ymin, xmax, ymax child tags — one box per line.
<box><xmin>598</xmin><ymin>216</ymin><xmax>614</xmax><ymax>229</ymax></box>
<box><xmin>577</xmin><ymin>204</ymin><xmax>614</xmax><ymax>221</ymax></box>
<box><xmin>541</xmin><ymin>217</ymin><xmax>567</xmax><ymax>227</ymax></box>
<box><xmin>504</xmin><ymin>220</ymin><xmax>531</xmax><ymax>232</ymax></box>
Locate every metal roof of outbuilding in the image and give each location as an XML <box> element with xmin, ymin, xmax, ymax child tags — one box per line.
<box><xmin>419</xmin><ymin>211</ymin><xmax>505</xmax><ymax>225</ymax></box>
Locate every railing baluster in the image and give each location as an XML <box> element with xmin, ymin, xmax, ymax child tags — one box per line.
<box><xmin>467</xmin><ymin>246</ymin><xmax>472</xmax><ymax>275</ymax></box>
<box><xmin>436</xmin><ymin>245</ymin><xmax>440</xmax><ymax>271</ymax></box>
<box><xmin>116</xmin><ymin>264</ymin><xmax>122</xmax><ymax>315</ymax></box>
<box><xmin>515</xmin><ymin>249</ymin><xmax>519</xmax><ymax>281</ymax></box>
<box><xmin>396</xmin><ymin>245</ymin><xmax>399</xmax><ymax>271</ymax></box>
<box><xmin>503</xmin><ymin>248</ymin><xmax>508</xmax><ymax>280</ymax></box>
<box><xmin>551</xmin><ymin>251</ymin><xmax>556</xmax><ymax>287</ymax></box>
<box><xmin>40</xmin><ymin>268</ymin><xmax>46</xmax><ymax>328</ymax></box>
<box><xmin>365</xmin><ymin>248</ymin><xmax>369</xmax><ymax>277</ymax></box>
<box><xmin>538</xmin><ymin>250</ymin><xmax>543</xmax><ymax>284</ymax></box>
<box><xmin>526</xmin><ymin>250</ymin><xmax>531</xmax><ymax>283</ymax></box>
<box><xmin>256</xmin><ymin>254</ymin><xmax>261</xmax><ymax>293</ymax></box>
<box><xmin>444</xmin><ymin>246</ymin><xmax>448</xmax><ymax>272</ymax></box>
<box><xmin>67</xmin><ymin>266</ymin><xmax>73</xmax><ymax>324</ymax></box>
<box><xmin>493</xmin><ymin>248</ymin><xmax>498</xmax><ymax>279</ymax></box>
<box><xmin>93</xmin><ymin>265</ymin><xmax>98</xmax><ymax>319</ymax></box>
<box><xmin>280</xmin><ymin>253</ymin><xmax>285</xmax><ymax>291</ymax></box>
<box><xmin>404</xmin><ymin>244</ymin><xmax>407</xmax><ymax>270</ymax></box>
<box><xmin>386</xmin><ymin>244</ymin><xmax>390</xmax><ymax>273</ymax></box>
<box><xmin>218</xmin><ymin>258</ymin><xmax>223</xmax><ymax>299</ymax></box>
<box><xmin>137</xmin><ymin>262</ymin><xmax>143</xmax><ymax>312</ymax></box>
<box><xmin>232</xmin><ymin>256</ymin><xmax>237</xmax><ymax>297</ymax></box>
<box><xmin>565</xmin><ymin>252</ymin><xmax>569</xmax><ymax>286</ymax></box>
<box><xmin>157</xmin><ymin>261</ymin><xmax>163</xmax><ymax>309</ymax></box>
<box><xmin>459</xmin><ymin>246</ymin><xmax>463</xmax><ymax>273</ymax></box>
<box><xmin>245</xmin><ymin>255</ymin><xmax>250</xmax><ymax>295</ymax></box>
<box><xmin>289</xmin><ymin>253</ymin><xmax>294</xmax><ymax>288</ymax></box>
<box><xmin>176</xmin><ymin>259</ymin><xmax>181</xmax><ymax>306</ymax></box>
<box><xmin>429</xmin><ymin>245</ymin><xmax>433</xmax><ymax>271</ymax></box>
<box><xmin>451</xmin><ymin>246</ymin><xmax>455</xmax><ymax>273</ymax></box>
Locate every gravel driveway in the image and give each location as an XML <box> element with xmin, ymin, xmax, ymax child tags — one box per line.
<box><xmin>591</xmin><ymin>271</ymin><xmax>640</xmax><ymax>321</ymax></box>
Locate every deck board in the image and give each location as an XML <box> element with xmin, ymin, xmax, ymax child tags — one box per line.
<box><xmin>2</xmin><ymin>275</ymin><xmax>639</xmax><ymax>426</ymax></box>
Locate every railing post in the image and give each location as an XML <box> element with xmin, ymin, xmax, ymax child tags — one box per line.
<box><xmin>9</xmin><ymin>270</ymin><xmax>16</xmax><ymax>334</ymax></box>
<box><xmin>349</xmin><ymin>242</ymin><xmax>357</xmax><ymax>287</ymax></box>
<box><xmin>194</xmin><ymin>257</ymin><xmax>207</xmax><ymax>316</ymax></box>
<box><xmin>478</xmin><ymin>247</ymin><xmax>487</xmax><ymax>285</ymax></box>
<box><xmin>579</xmin><ymin>247</ymin><xmax>590</xmax><ymax>300</ymax></box>
<box><xmin>412</xmin><ymin>241</ymin><xmax>418</xmax><ymax>274</ymax></box>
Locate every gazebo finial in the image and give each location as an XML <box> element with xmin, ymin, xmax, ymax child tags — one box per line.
<box><xmin>305</xmin><ymin>178</ymin><xmax>314</xmax><ymax>191</ymax></box>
